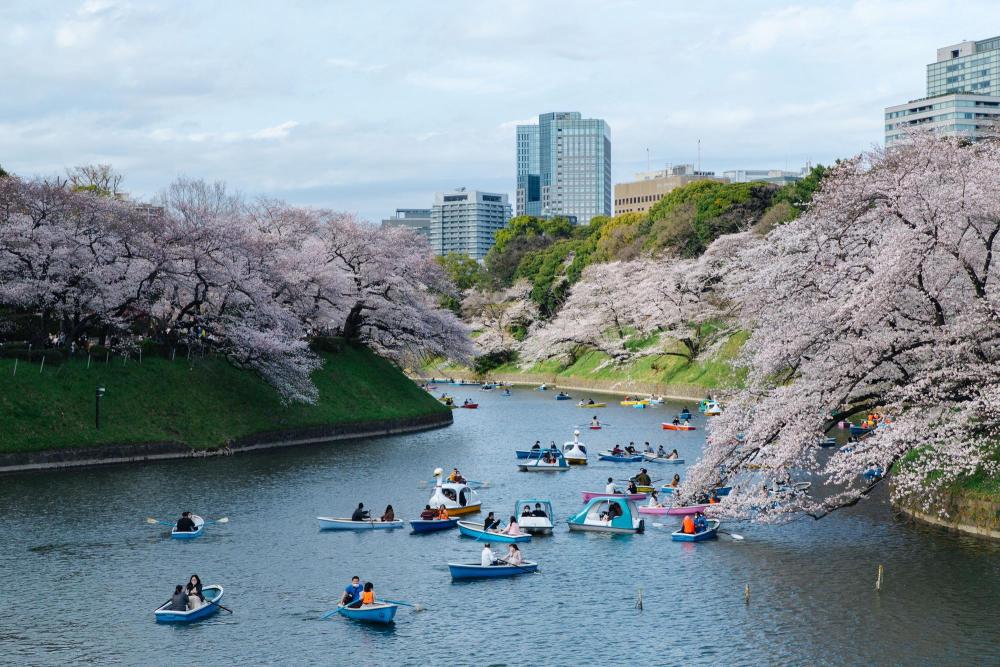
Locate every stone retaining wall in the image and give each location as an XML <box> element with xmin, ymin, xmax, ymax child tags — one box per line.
<box><xmin>417</xmin><ymin>371</ymin><xmax>711</xmax><ymax>401</ymax></box>
<box><xmin>0</xmin><ymin>411</ymin><xmax>453</xmax><ymax>474</ymax></box>
<box><xmin>896</xmin><ymin>489</ymin><xmax>1000</xmax><ymax>540</ymax></box>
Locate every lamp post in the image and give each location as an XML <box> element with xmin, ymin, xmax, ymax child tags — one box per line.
<box><xmin>95</xmin><ymin>385</ymin><xmax>106</xmax><ymax>429</ymax></box>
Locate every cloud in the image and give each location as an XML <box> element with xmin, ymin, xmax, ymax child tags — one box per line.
<box><xmin>326</xmin><ymin>57</ymin><xmax>386</xmax><ymax>74</ymax></box>
<box><xmin>251</xmin><ymin>121</ymin><xmax>299</xmax><ymax>140</ymax></box>
<box><xmin>148</xmin><ymin>121</ymin><xmax>299</xmax><ymax>143</ymax></box>
<box><xmin>732</xmin><ymin>6</ymin><xmax>832</xmax><ymax>52</ymax></box>
<box><xmin>404</xmin><ymin>70</ymin><xmax>508</xmax><ymax>94</ymax></box>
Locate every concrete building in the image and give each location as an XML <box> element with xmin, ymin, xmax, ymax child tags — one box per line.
<box><xmin>722</xmin><ymin>167</ymin><xmax>809</xmax><ymax>185</ymax></box>
<box><xmin>380</xmin><ymin>208</ymin><xmax>431</xmax><ymax>238</ymax></box>
<box><xmin>429</xmin><ymin>188</ymin><xmax>511</xmax><ymax>260</ymax></box>
<box><xmin>885</xmin><ymin>36</ymin><xmax>1000</xmax><ymax>146</ymax></box>
<box><xmin>614</xmin><ymin>164</ymin><xmax>725</xmax><ymax>215</ymax></box>
<box><xmin>516</xmin><ymin>111</ymin><xmax>611</xmax><ymax>225</ymax></box>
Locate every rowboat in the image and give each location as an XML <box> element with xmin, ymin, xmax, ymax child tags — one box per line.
<box><xmin>638</xmin><ymin>505</ymin><xmax>673</xmax><ymax>515</ymax></box>
<box><xmin>662</xmin><ymin>423</ymin><xmax>696</xmax><ymax>431</ymax></box>
<box><xmin>427</xmin><ymin>470</ymin><xmax>482</xmax><ymax>516</ymax></box>
<box><xmin>714</xmin><ymin>486</ymin><xmax>732</xmax><ymax>496</ymax></box>
<box><xmin>581</xmin><ymin>491</ymin><xmax>647</xmax><ymax>503</ymax></box>
<box><xmin>515</xmin><ymin>499</ymin><xmax>554</xmax><ymax>534</ymax></box>
<box><xmin>154</xmin><ymin>585</ymin><xmax>224</xmax><ymax>623</ymax></box>
<box><xmin>568</xmin><ymin>497</ymin><xmax>644</xmax><ymax>534</ymax></box>
<box><xmin>671</xmin><ymin>519</ymin><xmax>720</xmax><ymax>542</ymax></box>
<box><xmin>457</xmin><ymin>520</ymin><xmax>531</xmax><ymax>543</ymax></box>
<box><xmin>448</xmin><ymin>561</ymin><xmax>538</xmax><ymax>579</ymax></box>
<box><xmin>598</xmin><ymin>451</ymin><xmax>644</xmax><ymax>462</ymax></box>
<box><xmin>620</xmin><ymin>399</ymin><xmax>649</xmax><ymax>406</ymax></box>
<box><xmin>171</xmin><ymin>515</ymin><xmax>205</xmax><ymax>539</ymax></box>
<box><xmin>460</xmin><ymin>403</ymin><xmax>479</xmax><ymax>409</ymax></box>
<box><xmin>850</xmin><ymin>424</ymin><xmax>873</xmax><ymax>436</ymax></box>
<box><xmin>588</xmin><ymin>425</ymin><xmax>602</xmax><ymax>430</ymax></box>
<box><xmin>562</xmin><ymin>431</ymin><xmax>588</xmax><ymax>464</ymax></box>
<box><xmin>555</xmin><ymin>393</ymin><xmax>572</xmax><ymax>400</ymax></box>
<box><xmin>317</xmin><ymin>517</ymin><xmax>405</xmax><ymax>530</ymax></box>
<box><xmin>632</xmin><ymin>403</ymin><xmax>647</xmax><ymax>409</ymax></box>
<box><xmin>577</xmin><ymin>402</ymin><xmax>607</xmax><ymax>408</ymax></box>
<box><xmin>664</xmin><ymin>504</ymin><xmax>711</xmax><ymax>516</ymax></box>
<box><xmin>336</xmin><ymin>602</ymin><xmax>398</xmax><ymax>624</ymax></box>
<box><xmin>635</xmin><ymin>485</ymin><xmax>655</xmax><ymax>494</ymax></box>
<box><xmin>643</xmin><ymin>453</ymin><xmax>685</xmax><ymax>465</ymax></box>
<box><xmin>408</xmin><ymin>517</ymin><xmax>460</xmax><ymax>533</ymax></box>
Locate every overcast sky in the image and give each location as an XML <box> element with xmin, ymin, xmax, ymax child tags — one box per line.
<box><xmin>2</xmin><ymin>0</ymin><xmax>998</xmax><ymax>221</ymax></box>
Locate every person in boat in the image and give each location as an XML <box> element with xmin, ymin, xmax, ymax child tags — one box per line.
<box><xmin>591</xmin><ymin>416</ymin><xmax>600</xmax><ymax>427</ymax></box>
<box><xmin>625</xmin><ymin>442</ymin><xmax>637</xmax><ymax>455</ymax></box>
<box><xmin>521</xmin><ymin>504</ymin><xmax>533</xmax><ymax>518</ymax></box>
<box><xmin>481</xmin><ymin>543</ymin><xmax>498</xmax><ymax>567</ymax></box>
<box><xmin>626</xmin><ymin>480</ymin><xmax>638</xmax><ymax>494</ymax></box>
<box><xmin>643</xmin><ymin>441</ymin><xmax>654</xmax><ymax>454</ymax></box>
<box><xmin>667</xmin><ymin>449</ymin><xmax>679</xmax><ymax>460</ymax></box>
<box><xmin>587</xmin><ymin>398</ymin><xmax>595</xmax><ymax>405</ymax></box>
<box><xmin>681</xmin><ymin>514</ymin><xmax>696</xmax><ymax>534</ymax></box>
<box><xmin>657</xmin><ymin>444</ymin><xmax>667</xmax><ymax>458</ymax></box>
<box><xmin>351</xmin><ymin>503</ymin><xmax>370</xmax><ymax>521</ymax></box>
<box><xmin>503</xmin><ymin>389</ymin><xmax>511</xmax><ymax>396</ymax></box>
<box><xmin>348</xmin><ymin>581</ymin><xmax>376</xmax><ymax>608</ymax></box>
<box><xmin>607</xmin><ymin>502</ymin><xmax>623</xmax><ymax>521</ymax></box>
<box><xmin>680</xmin><ymin>407</ymin><xmax>691</xmax><ymax>417</ymax></box>
<box><xmin>502</xmin><ymin>515</ymin><xmax>521</xmax><ymax>536</ymax></box>
<box><xmin>549</xmin><ymin>441</ymin><xmax>558</xmax><ymax>452</ymax></box>
<box><xmin>419</xmin><ymin>504</ymin><xmax>437</xmax><ymax>520</ymax></box>
<box><xmin>693</xmin><ymin>512</ymin><xmax>708</xmax><ymax>532</ymax></box>
<box><xmin>175</xmin><ymin>511</ymin><xmax>197</xmax><ymax>533</ymax></box>
<box><xmin>380</xmin><ymin>504</ymin><xmax>395</xmax><ymax>522</ymax></box>
<box><xmin>672</xmin><ymin>415</ymin><xmax>681</xmax><ymax>425</ymax></box>
<box><xmin>531</xmin><ymin>502</ymin><xmax>547</xmax><ymax>517</ymax></box>
<box><xmin>542</xmin><ymin>451</ymin><xmax>555</xmax><ymax>464</ymax></box>
<box><xmin>647</xmin><ymin>490</ymin><xmax>662</xmax><ymax>508</ymax></box>
<box><xmin>342</xmin><ymin>576</ymin><xmax>363</xmax><ymax>605</ymax></box>
<box><xmin>708</xmin><ymin>490</ymin><xmax>720</xmax><ymax>504</ymax></box>
<box><xmin>168</xmin><ymin>584</ymin><xmax>189</xmax><ymax>611</ymax></box>
<box><xmin>611</xmin><ymin>444</ymin><xmax>624</xmax><ymax>456</ymax></box>
<box><xmin>634</xmin><ymin>468</ymin><xmax>651</xmax><ymax>486</ymax></box>
<box><xmin>667</xmin><ymin>473</ymin><xmax>681</xmax><ymax>488</ymax></box>
<box><xmin>531</xmin><ymin>440</ymin><xmax>541</xmax><ymax>451</ymax></box>
<box><xmin>463</xmin><ymin>399</ymin><xmax>471</xmax><ymax>406</ymax></box>
<box><xmin>437</xmin><ymin>505</ymin><xmax>449</xmax><ymax>520</ymax></box>
<box><xmin>504</xmin><ymin>543</ymin><xmax>524</xmax><ymax>566</ymax></box>
<box><xmin>185</xmin><ymin>574</ymin><xmax>205</xmax><ymax>610</ymax></box>
<box><xmin>483</xmin><ymin>512</ymin><xmax>501</xmax><ymax>531</ymax></box>
<box><xmin>605</xmin><ymin>477</ymin><xmax>618</xmax><ymax>495</ymax></box>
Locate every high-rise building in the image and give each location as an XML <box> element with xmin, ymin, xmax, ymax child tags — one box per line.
<box><xmin>429</xmin><ymin>188</ymin><xmax>511</xmax><ymax>260</ymax></box>
<box><xmin>381</xmin><ymin>208</ymin><xmax>431</xmax><ymax>238</ymax></box>
<box><xmin>516</xmin><ymin>111</ymin><xmax>611</xmax><ymax>225</ymax></box>
<box><xmin>614</xmin><ymin>164</ymin><xmax>726</xmax><ymax>215</ymax></box>
<box><xmin>885</xmin><ymin>37</ymin><xmax>1000</xmax><ymax>146</ymax></box>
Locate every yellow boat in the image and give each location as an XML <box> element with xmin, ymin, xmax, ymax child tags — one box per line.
<box><xmin>636</xmin><ymin>485</ymin><xmax>655</xmax><ymax>493</ymax></box>
<box><xmin>620</xmin><ymin>399</ymin><xmax>650</xmax><ymax>406</ymax></box>
<box><xmin>577</xmin><ymin>402</ymin><xmax>607</xmax><ymax>408</ymax></box>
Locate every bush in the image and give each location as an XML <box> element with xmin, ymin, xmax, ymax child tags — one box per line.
<box><xmin>473</xmin><ymin>349</ymin><xmax>517</xmax><ymax>375</ymax></box>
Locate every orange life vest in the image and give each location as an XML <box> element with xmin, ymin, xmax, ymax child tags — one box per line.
<box><xmin>362</xmin><ymin>590</ymin><xmax>374</xmax><ymax>605</ymax></box>
<box><xmin>682</xmin><ymin>516</ymin><xmax>696</xmax><ymax>534</ymax></box>
<box><xmin>437</xmin><ymin>509</ymin><xmax>449</xmax><ymax>519</ymax></box>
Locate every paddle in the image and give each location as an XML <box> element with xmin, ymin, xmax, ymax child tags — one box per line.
<box><xmin>146</xmin><ymin>516</ymin><xmax>228</xmax><ymax>526</ymax></box>
<box><xmin>718</xmin><ymin>529</ymin><xmax>745</xmax><ymax>541</ymax></box>
<box><xmin>320</xmin><ymin>607</ymin><xmax>342</xmax><ymax>620</ymax></box>
<box><xmin>203</xmin><ymin>517</ymin><xmax>229</xmax><ymax>525</ymax></box>
<box><xmin>380</xmin><ymin>598</ymin><xmax>427</xmax><ymax>611</ymax></box>
<box><xmin>204</xmin><ymin>595</ymin><xmax>233</xmax><ymax>614</ymax></box>
<box><xmin>497</xmin><ymin>558</ymin><xmax>538</xmax><ymax>575</ymax></box>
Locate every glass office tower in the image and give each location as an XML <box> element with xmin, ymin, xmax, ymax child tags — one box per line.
<box><xmin>516</xmin><ymin>112</ymin><xmax>611</xmax><ymax>225</ymax></box>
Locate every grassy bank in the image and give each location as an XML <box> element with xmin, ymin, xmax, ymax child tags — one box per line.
<box><xmin>0</xmin><ymin>345</ymin><xmax>447</xmax><ymax>454</ymax></box>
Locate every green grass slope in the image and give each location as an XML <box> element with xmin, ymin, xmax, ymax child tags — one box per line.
<box><xmin>0</xmin><ymin>345</ymin><xmax>447</xmax><ymax>453</ymax></box>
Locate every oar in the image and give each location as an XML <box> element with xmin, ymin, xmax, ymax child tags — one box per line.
<box><xmin>203</xmin><ymin>517</ymin><xmax>229</xmax><ymax>525</ymax></box>
<box><xmin>498</xmin><ymin>558</ymin><xmax>538</xmax><ymax>575</ymax></box>
<box><xmin>146</xmin><ymin>518</ymin><xmax>173</xmax><ymax>526</ymax></box>
<box><xmin>380</xmin><ymin>598</ymin><xmax>427</xmax><ymax>611</ymax></box>
<box><xmin>204</xmin><ymin>596</ymin><xmax>233</xmax><ymax>614</ymax></box>
<box><xmin>320</xmin><ymin>607</ymin><xmax>342</xmax><ymax>620</ymax></box>
<box><xmin>718</xmin><ymin>529</ymin><xmax>744</xmax><ymax>541</ymax></box>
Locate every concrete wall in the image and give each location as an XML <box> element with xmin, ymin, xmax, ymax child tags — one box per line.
<box><xmin>896</xmin><ymin>489</ymin><xmax>1000</xmax><ymax>540</ymax></box>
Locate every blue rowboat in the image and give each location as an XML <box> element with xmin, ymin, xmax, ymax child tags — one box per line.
<box><xmin>598</xmin><ymin>451</ymin><xmax>644</xmax><ymax>463</ymax></box>
<box><xmin>448</xmin><ymin>561</ymin><xmax>538</xmax><ymax>579</ymax></box>
<box><xmin>457</xmin><ymin>521</ymin><xmax>531</xmax><ymax>544</ymax></box>
<box><xmin>671</xmin><ymin>519</ymin><xmax>720</xmax><ymax>542</ymax></box>
<box><xmin>555</xmin><ymin>393</ymin><xmax>572</xmax><ymax>400</ymax></box>
<box><xmin>171</xmin><ymin>515</ymin><xmax>205</xmax><ymax>539</ymax></box>
<box><xmin>408</xmin><ymin>517</ymin><xmax>459</xmax><ymax>533</ymax></box>
<box><xmin>317</xmin><ymin>517</ymin><xmax>405</xmax><ymax>530</ymax></box>
<box><xmin>713</xmin><ymin>486</ymin><xmax>732</xmax><ymax>497</ymax></box>
<box><xmin>154</xmin><ymin>585</ymin><xmax>224</xmax><ymax>623</ymax></box>
<box><xmin>849</xmin><ymin>424</ymin><xmax>873</xmax><ymax>436</ymax></box>
<box><xmin>336</xmin><ymin>602</ymin><xmax>398</xmax><ymax>624</ymax></box>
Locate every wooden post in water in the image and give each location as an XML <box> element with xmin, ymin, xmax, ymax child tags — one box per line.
<box><xmin>744</xmin><ymin>583</ymin><xmax>751</xmax><ymax>605</ymax></box>
<box><xmin>635</xmin><ymin>588</ymin><xmax>643</xmax><ymax>611</ymax></box>
<box><xmin>875</xmin><ymin>564</ymin><xmax>884</xmax><ymax>591</ymax></box>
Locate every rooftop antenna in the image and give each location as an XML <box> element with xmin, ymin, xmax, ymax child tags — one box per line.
<box><xmin>697</xmin><ymin>139</ymin><xmax>701</xmax><ymax>173</ymax></box>
<box><xmin>646</xmin><ymin>147</ymin><xmax>650</xmax><ymax>173</ymax></box>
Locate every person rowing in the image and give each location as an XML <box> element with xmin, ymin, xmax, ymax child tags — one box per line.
<box><xmin>482</xmin><ymin>512</ymin><xmax>501</xmax><ymax>531</ymax></box>
<box><xmin>634</xmin><ymin>468</ymin><xmax>651</xmax><ymax>486</ymax></box>
<box><xmin>643</xmin><ymin>441</ymin><xmax>654</xmax><ymax>454</ymax></box>
<box><xmin>175</xmin><ymin>511</ymin><xmax>197</xmax><ymax>533</ymax></box>
<box><xmin>680</xmin><ymin>407</ymin><xmax>691</xmax><ymax>419</ymax></box>
<box><xmin>605</xmin><ymin>477</ymin><xmax>618</xmax><ymax>495</ymax></box>
<box><xmin>693</xmin><ymin>512</ymin><xmax>708</xmax><ymax>532</ymax></box>
<box><xmin>342</xmin><ymin>576</ymin><xmax>363</xmax><ymax>606</ymax></box>
<box><xmin>591</xmin><ymin>416</ymin><xmax>601</xmax><ymax>427</ymax></box>
<box><xmin>672</xmin><ymin>415</ymin><xmax>681</xmax><ymax>425</ymax></box>
<box><xmin>419</xmin><ymin>504</ymin><xmax>436</xmax><ymax>520</ymax></box>
<box><xmin>611</xmin><ymin>444</ymin><xmax>624</xmax><ymax>456</ymax></box>
<box><xmin>657</xmin><ymin>444</ymin><xmax>667</xmax><ymax>458</ymax></box>
<box><xmin>531</xmin><ymin>440</ymin><xmax>541</xmax><ymax>451</ymax></box>
<box><xmin>351</xmin><ymin>503</ymin><xmax>369</xmax><ymax>521</ymax></box>
<box><xmin>625</xmin><ymin>442</ymin><xmax>637</xmax><ymax>455</ymax></box>
<box><xmin>587</xmin><ymin>398</ymin><xmax>595</xmax><ymax>405</ymax></box>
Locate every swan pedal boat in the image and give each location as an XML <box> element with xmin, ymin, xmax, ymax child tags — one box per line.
<box><xmin>171</xmin><ymin>515</ymin><xmax>205</xmax><ymax>539</ymax></box>
<box><xmin>408</xmin><ymin>517</ymin><xmax>460</xmax><ymax>533</ymax></box>
<box><xmin>662</xmin><ymin>423</ymin><xmax>696</xmax><ymax>431</ymax></box>
<box><xmin>458</xmin><ymin>520</ymin><xmax>531</xmax><ymax>543</ymax></box>
<box><xmin>428</xmin><ymin>476</ymin><xmax>483</xmax><ymax>516</ymax></box>
<box><xmin>598</xmin><ymin>451</ymin><xmax>644</xmax><ymax>462</ymax></box>
<box><xmin>671</xmin><ymin>519</ymin><xmax>720</xmax><ymax>542</ymax></box>
<box><xmin>317</xmin><ymin>517</ymin><xmax>405</xmax><ymax>530</ymax></box>
<box><xmin>581</xmin><ymin>490</ymin><xmax>647</xmax><ymax>503</ymax></box>
<box><xmin>154</xmin><ymin>585</ymin><xmax>223</xmax><ymax>623</ymax></box>
<box><xmin>448</xmin><ymin>561</ymin><xmax>538</xmax><ymax>579</ymax></box>
<box><xmin>336</xmin><ymin>602</ymin><xmax>398</xmax><ymax>624</ymax></box>
<box><xmin>577</xmin><ymin>402</ymin><xmax>607</xmax><ymax>408</ymax></box>
<box><xmin>643</xmin><ymin>453</ymin><xmax>685</xmax><ymax>464</ymax></box>
<box><xmin>562</xmin><ymin>433</ymin><xmax>588</xmax><ymax>465</ymax></box>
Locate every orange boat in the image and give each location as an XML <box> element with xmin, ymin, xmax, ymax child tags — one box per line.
<box><xmin>662</xmin><ymin>423</ymin><xmax>696</xmax><ymax>431</ymax></box>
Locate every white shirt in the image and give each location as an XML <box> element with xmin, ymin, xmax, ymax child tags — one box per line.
<box><xmin>506</xmin><ymin>548</ymin><xmax>523</xmax><ymax>565</ymax></box>
<box><xmin>481</xmin><ymin>546</ymin><xmax>494</xmax><ymax>567</ymax></box>
<box><xmin>605</xmin><ymin>482</ymin><xmax>617</xmax><ymax>494</ymax></box>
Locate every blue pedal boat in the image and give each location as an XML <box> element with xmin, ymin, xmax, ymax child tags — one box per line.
<box><xmin>515</xmin><ymin>448</ymin><xmax>558</xmax><ymax>459</ymax></box>
<box><xmin>671</xmin><ymin>519</ymin><xmax>720</xmax><ymax>542</ymax></box>
<box><xmin>567</xmin><ymin>497</ymin><xmax>644</xmax><ymax>534</ymax></box>
<box><xmin>336</xmin><ymin>602</ymin><xmax>398</xmax><ymax>624</ymax></box>
<box><xmin>171</xmin><ymin>515</ymin><xmax>205</xmax><ymax>539</ymax></box>
<box><xmin>517</xmin><ymin>449</ymin><xmax>570</xmax><ymax>472</ymax></box>
<box><xmin>408</xmin><ymin>517</ymin><xmax>460</xmax><ymax>533</ymax></box>
<box><xmin>458</xmin><ymin>521</ymin><xmax>531</xmax><ymax>543</ymax></box>
<box><xmin>448</xmin><ymin>561</ymin><xmax>538</xmax><ymax>579</ymax></box>
<box><xmin>598</xmin><ymin>451</ymin><xmax>645</xmax><ymax>463</ymax></box>
<box><xmin>154</xmin><ymin>585</ymin><xmax>223</xmax><ymax>623</ymax></box>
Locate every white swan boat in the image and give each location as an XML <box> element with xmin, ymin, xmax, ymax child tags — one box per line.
<box><xmin>427</xmin><ymin>468</ymin><xmax>482</xmax><ymax>515</ymax></box>
<box><xmin>562</xmin><ymin>430</ymin><xmax>588</xmax><ymax>465</ymax></box>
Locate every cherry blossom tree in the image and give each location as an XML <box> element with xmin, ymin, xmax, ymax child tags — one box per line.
<box><xmin>685</xmin><ymin>134</ymin><xmax>1000</xmax><ymax>522</ymax></box>
<box><xmin>462</xmin><ymin>280</ymin><xmax>538</xmax><ymax>355</ymax></box>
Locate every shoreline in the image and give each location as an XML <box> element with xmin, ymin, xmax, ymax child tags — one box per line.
<box><xmin>895</xmin><ymin>493</ymin><xmax>1000</xmax><ymax>541</ymax></box>
<box><xmin>0</xmin><ymin>411</ymin><xmax>452</xmax><ymax>474</ymax></box>
<box><xmin>413</xmin><ymin>374</ymin><xmax>711</xmax><ymax>402</ymax></box>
